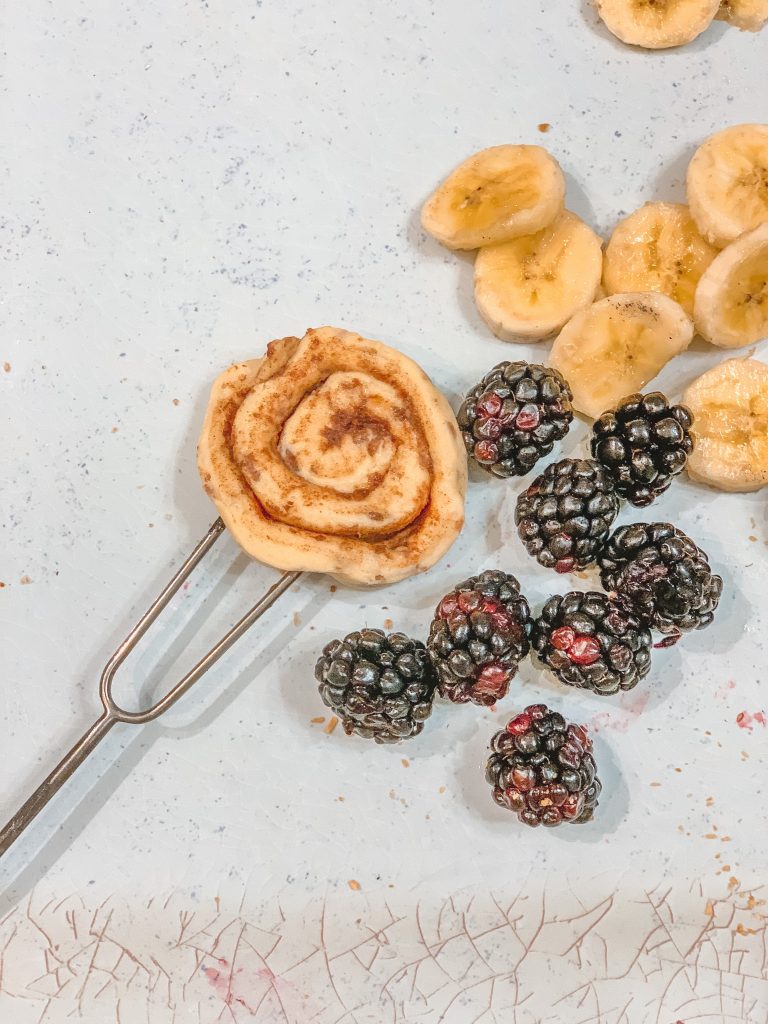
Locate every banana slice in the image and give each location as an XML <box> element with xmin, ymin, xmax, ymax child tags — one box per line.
<box><xmin>716</xmin><ymin>0</ymin><xmax>768</xmax><ymax>31</ymax></box>
<box><xmin>684</xmin><ymin>358</ymin><xmax>768</xmax><ymax>491</ymax></box>
<box><xmin>687</xmin><ymin>124</ymin><xmax>768</xmax><ymax>248</ymax></box>
<box><xmin>694</xmin><ymin>223</ymin><xmax>768</xmax><ymax>348</ymax></box>
<box><xmin>603</xmin><ymin>202</ymin><xmax>718</xmax><ymax>318</ymax></box>
<box><xmin>548</xmin><ymin>293</ymin><xmax>694</xmax><ymax>418</ymax></box>
<box><xmin>596</xmin><ymin>0</ymin><xmax>720</xmax><ymax>48</ymax></box>
<box><xmin>473</xmin><ymin>211</ymin><xmax>603</xmax><ymax>342</ymax></box>
<box><xmin>421</xmin><ymin>145</ymin><xmax>566</xmax><ymax>250</ymax></box>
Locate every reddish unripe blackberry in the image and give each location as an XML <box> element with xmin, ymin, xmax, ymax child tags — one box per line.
<box><xmin>515</xmin><ymin>458</ymin><xmax>620</xmax><ymax>573</ymax></box>
<box><xmin>457</xmin><ymin>362</ymin><xmax>573</xmax><ymax>478</ymax></box>
<box><xmin>486</xmin><ymin>704</ymin><xmax>601</xmax><ymax>826</ymax></box>
<box><xmin>427</xmin><ymin>570</ymin><xmax>531</xmax><ymax>706</ymax></box>
<box><xmin>532</xmin><ymin>591</ymin><xmax>652</xmax><ymax>696</ymax></box>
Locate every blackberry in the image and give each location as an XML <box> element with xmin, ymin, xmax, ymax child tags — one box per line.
<box><xmin>591</xmin><ymin>392</ymin><xmax>694</xmax><ymax>507</ymax></box>
<box><xmin>315</xmin><ymin>629</ymin><xmax>435</xmax><ymax>743</ymax></box>
<box><xmin>457</xmin><ymin>362</ymin><xmax>573</xmax><ymax>478</ymax></box>
<box><xmin>514</xmin><ymin>458</ymin><xmax>620</xmax><ymax>573</ymax></box>
<box><xmin>532</xmin><ymin>591</ymin><xmax>652</xmax><ymax>696</ymax></box>
<box><xmin>598</xmin><ymin>522</ymin><xmax>723</xmax><ymax>638</ymax></box>
<box><xmin>485</xmin><ymin>704</ymin><xmax>601</xmax><ymax>826</ymax></box>
<box><xmin>427</xmin><ymin>570</ymin><xmax>531</xmax><ymax>706</ymax></box>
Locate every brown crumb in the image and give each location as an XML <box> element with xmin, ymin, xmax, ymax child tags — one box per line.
<box><xmin>0</xmin><ymin>582</ymin><xmax>5</xmax><ymax>588</ymax></box>
<box><xmin>704</xmin><ymin>833</ymin><xmax>717</xmax><ymax>839</ymax></box>
<box><xmin>3</xmin><ymin>362</ymin><xmax>10</xmax><ymax>372</ymax></box>
<box><xmin>323</xmin><ymin>716</ymin><xmax>339</xmax><ymax>734</ymax></box>
<box><xmin>337</xmin><ymin>795</ymin><xmax>345</xmax><ymax>802</ymax></box>
<box><xmin>310</xmin><ymin>716</ymin><xmax>325</xmax><ymax>724</ymax></box>
<box><xmin>722</xmin><ymin>863</ymin><xmax>730</xmax><ymax>871</ymax></box>
<box><xmin>148</xmin><ymin>523</ymin><xmax>154</xmax><ymax>528</ymax></box>
<box><xmin>706</xmin><ymin>797</ymin><xmax>714</xmax><ymax>806</ymax></box>
<box><xmin>650</xmin><ymin>782</ymin><xmax>661</xmax><ymax>787</ymax></box>
<box><xmin>389</xmin><ymin>789</ymin><xmax>396</xmax><ymax>800</ymax></box>
<box><xmin>438</xmin><ymin>786</ymin><xmax>446</xmax><ymax>795</ymax></box>
<box><xmin>751</xmin><ymin>517</ymin><xmax>757</xmax><ymax>529</ymax></box>
<box><xmin>329</xmin><ymin>584</ymin><xmax>337</xmax><ymax>593</ymax></box>
<box><xmin>720</xmin><ymin>835</ymin><xmax>732</xmax><ymax>842</ymax></box>
<box><xmin>674</xmin><ymin>767</ymin><xmax>682</xmax><ymax>773</ymax></box>
<box><xmin>748</xmin><ymin>535</ymin><xmax>758</xmax><ymax>542</ymax></box>
<box><xmin>537</xmin><ymin>122</ymin><xmax>551</xmax><ymax>133</ymax></box>
<box><xmin>172</xmin><ymin>398</ymin><xmax>180</xmax><ymax>406</ymax></box>
<box><xmin>728</xmin><ymin>876</ymin><xmax>739</xmax><ymax>889</ymax></box>
<box><xmin>20</xmin><ymin>575</ymin><xmax>32</xmax><ymax>585</ymax></box>
<box><xmin>348</xmin><ymin>879</ymin><xmax>361</xmax><ymax>891</ymax></box>
<box><xmin>111</xmin><ymin>426</ymin><xmax>118</xmax><ymax>432</ymax></box>
<box><xmin>383</xmin><ymin>618</ymin><xmax>393</xmax><ymax>630</ymax></box>
<box><xmin>292</xmin><ymin>611</ymin><xmax>301</xmax><ymax>627</ymax></box>
<box><xmin>401</xmin><ymin>758</ymin><xmax>409</xmax><ymax>768</ymax></box>
<box><xmin>705</xmin><ymin>900</ymin><xmax>714</xmax><ymax>916</ymax></box>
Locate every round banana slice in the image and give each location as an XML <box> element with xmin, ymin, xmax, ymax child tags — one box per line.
<box><xmin>548</xmin><ymin>293</ymin><xmax>694</xmax><ymax>419</ymax></box>
<box><xmin>596</xmin><ymin>0</ymin><xmax>720</xmax><ymax>48</ymax></box>
<box><xmin>684</xmin><ymin>358</ymin><xmax>768</xmax><ymax>491</ymax></box>
<box><xmin>716</xmin><ymin>0</ymin><xmax>768</xmax><ymax>31</ymax></box>
<box><xmin>603</xmin><ymin>202</ymin><xmax>718</xmax><ymax>318</ymax></box>
<box><xmin>687</xmin><ymin>124</ymin><xmax>768</xmax><ymax>248</ymax></box>
<box><xmin>421</xmin><ymin>145</ymin><xmax>566</xmax><ymax>250</ymax></box>
<box><xmin>694</xmin><ymin>223</ymin><xmax>768</xmax><ymax>348</ymax></box>
<box><xmin>473</xmin><ymin>211</ymin><xmax>603</xmax><ymax>342</ymax></box>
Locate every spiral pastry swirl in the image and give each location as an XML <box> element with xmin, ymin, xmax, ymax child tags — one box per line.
<box><xmin>198</xmin><ymin>327</ymin><xmax>467</xmax><ymax>585</ymax></box>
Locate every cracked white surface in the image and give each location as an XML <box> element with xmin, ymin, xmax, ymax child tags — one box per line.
<box><xmin>1</xmin><ymin>1</ymin><xmax>766</xmax><ymax>1021</ymax></box>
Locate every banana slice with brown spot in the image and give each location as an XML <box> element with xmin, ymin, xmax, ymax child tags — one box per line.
<box><xmin>473</xmin><ymin>211</ymin><xmax>603</xmax><ymax>342</ymax></box>
<box><xmin>421</xmin><ymin>145</ymin><xmax>565</xmax><ymax>250</ymax></box>
<box><xmin>694</xmin><ymin>223</ymin><xmax>768</xmax><ymax>348</ymax></box>
<box><xmin>684</xmin><ymin>358</ymin><xmax>768</xmax><ymax>491</ymax></box>
<box><xmin>596</xmin><ymin>0</ymin><xmax>720</xmax><ymax>49</ymax></box>
<box><xmin>603</xmin><ymin>202</ymin><xmax>718</xmax><ymax>318</ymax></box>
<box><xmin>687</xmin><ymin>124</ymin><xmax>768</xmax><ymax>248</ymax></box>
<box><xmin>548</xmin><ymin>293</ymin><xmax>694</xmax><ymax>419</ymax></box>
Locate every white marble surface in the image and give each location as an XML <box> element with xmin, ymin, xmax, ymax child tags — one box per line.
<box><xmin>1</xmin><ymin>2</ymin><xmax>767</xmax><ymax>1022</ymax></box>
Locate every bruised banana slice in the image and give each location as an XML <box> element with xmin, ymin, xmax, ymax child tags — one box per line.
<box><xmin>716</xmin><ymin>0</ymin><xmax>768</xmax><ymax>31</ymax></box>
<box><xmin>684</xmin><ymin>358</ymin><xmax>768</xmax><ymax>491</ymax></box>
<box><xmin>687</xmin><ymin>124</ymin><xmax>768</xmax><ymax>248</ymax></box>
<box><xmin>548</xmin><ymin>293</ymin><xmax>693</xmax><ymax>419</ymax></box>
<box><xmin>421</xmin><ymin>145</ymin><xmax>565</xmax><ymax>250</ymax></box>
<box><xmin>473</xmin><ymin>211</ymin><xmax>603</xmax><ymax>342</ymax></box>
<box><xmin>198</xmin><ymin>327</ymin><xmax>467</xmax><ymax>586</ymax></box>
<box><xmin>596</xmin><ymin>0</ymin><xmax>720</xmax><ymax>48</ymax></box>
<box><xmin>694</xmin><ymin>223</ymin><xmax>768</xmax><ymax>348</ymax></box>
<box><xmin>602</xmin><ymin>202</ymin><xmax>718</xmax><ymax>318</ymax></box>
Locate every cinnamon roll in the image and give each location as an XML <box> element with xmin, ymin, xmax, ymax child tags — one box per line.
<box><xmin>197</xmin><ymin>327</ymin><xmax>467</xmax><ymax>585</ymax></box>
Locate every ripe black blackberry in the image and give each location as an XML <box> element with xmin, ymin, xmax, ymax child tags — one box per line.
<box><xmin>514</xmin><ymin>458</ymin><xmax>620</xmax><ymax>573</ymax></box>
<box><xmin>486</xmin><ymin>704</ymin><xmax>601</xmax><ymax>827</ymax></box>
<box><xmin>532</xmin><ymin>591</ymin><xmax>652</xmax><ymax>696</ymax></box>
<box><xmin>598</xmin><ymin>522</ymin><xmax>723</xmax><ymax>639</ymax></box>
<box><xmin>457</xmin><ymin>362</ymin><xmax>573</xmax><ymax>478</ymax></box>
<box><xmin>427</xmin><ymin>570</ymin><xmax>531</xmax><ymax>706</ymax></box>
<box><xmin>591</xmin><ymin>392</ymin><xmax>694</xmax><ymax>507</ymax></box>
<box><xmin>315</xmin><ymin>629</ymin><xmax>435</xmax><ymax>743</ymax></box>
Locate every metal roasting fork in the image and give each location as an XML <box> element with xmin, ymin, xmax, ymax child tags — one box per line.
<box><xmin>0</xmin><ymin>518</ymin><xmax>302</xmax><ymax>857</ymax></box>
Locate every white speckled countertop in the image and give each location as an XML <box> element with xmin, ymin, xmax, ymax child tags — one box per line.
<box><xmin>1</xmin><ymin>3</ymin><xmax>766</xmax><ymax>1022</ymax></box>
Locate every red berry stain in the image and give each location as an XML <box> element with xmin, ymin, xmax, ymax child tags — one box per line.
<box><xmin>515</xmin><ymin>403</ymin><xmax>540</xmax><ymax>431</ymax></box>
<box><xmin>736</xmin><ymin>710</ymin><xmax>767</xmax><ymax>731</ymax></box>
<box><xmin>555</xmin><ymin>556</ymin><xmax>576</xmax><ymax>574</ymax></box>
<box><xmin>477</xmin><ymin>392</ymin><xmax>503</xmax><ymax>417</ymax></box>
<box><xmin>550</xmin><ymin>628</ymin><xmax>600</xmax><ymax>665</ymax></box>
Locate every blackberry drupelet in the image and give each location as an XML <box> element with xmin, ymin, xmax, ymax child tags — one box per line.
<box><xmin>532</xmin><ymin>591</ymin><xmax>652</xmax><ymax>695</ymax></box>
<box><xmin>315</xmin><ymin>629</ymin><xmax>435</xmax><ymax>743</ymax></box>
<box><xmin>427</xmin><ymin>570</ymin><xmax>531</xmax><ymax>706</ymax></box>
<box><xmin>598</xmin><ymin>522</ymin><xmax>723</xmax><ymax>638</ymax></box>
<box><xmin>514</xmin><ymin>458</ymin><xmax>620</xmax><ymax>573</ymax></box>
<box><xmin>591</xmin><ymin>391</ymin><xmax>694</xmax><ymax>507</ymax></box>
<box><xmin>457</xmin><ymin>362</ymin><xmax>573</xmax><ymax>478</ymax></box>
<box><xmin>486</xmin><ymin>704</ymin><xmax>601</xmax><ymax>826</ymax></box>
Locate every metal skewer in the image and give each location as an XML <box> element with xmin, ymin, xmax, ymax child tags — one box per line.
<box><xmin>0</xmin><ymin>518</ymin><xmax>302</xmax><ymax>857</ymax></box>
